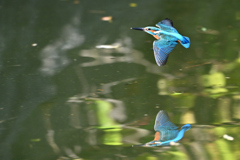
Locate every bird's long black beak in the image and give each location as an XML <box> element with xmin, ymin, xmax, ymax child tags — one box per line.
<box><xmin>131</xmin><ymin>27</ymin><xmax>144</xmax><ymax>31</ymax></box>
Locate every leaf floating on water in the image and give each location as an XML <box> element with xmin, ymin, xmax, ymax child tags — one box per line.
<box><xmin>96</xmin><ymin>44</ymin><xmax>120</xmax><ymax>49</ymax></box>
<box><xmin>201</xmin><ymin>27</ymin><xmax>207</xmax><ymax>31</ymax></box>
<box><xmin>223</xmin><ymin>134</ymin><xmax>234</xmax><ymax>141</ymax></box>
<box><xmin>171</xmin><ymin>92</ymin><xmax>182</xmax><ymax>96</ymax></box>
<box><xmin>101</xmin><ymin>16</ymin><xmax>112</xmax><ymax>22</ymax></box>
<box><xmin>196</xmin><ymin>26</ymin><xmax>219</xmax><ymax>35</ymax></box>
<box><xmin>31</xmin><ymin>138</ymin><xmax>41</xmax><ymax>142</ymax></box>
<box><xmin>129</xmin><ymin>3</ymin><xmax>137</xmax><ymax>7</ymax></box>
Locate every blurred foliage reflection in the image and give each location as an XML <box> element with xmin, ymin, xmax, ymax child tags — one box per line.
<box><xmin>1</xmin><ymin>0</ymin><xmax>240</xmax><ymax>160</ymax></box>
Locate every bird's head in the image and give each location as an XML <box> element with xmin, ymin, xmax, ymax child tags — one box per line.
<box><xmin>131</xmin><ymin>26</ymin><xmax>161</xmax><ymax>39</ymax></box>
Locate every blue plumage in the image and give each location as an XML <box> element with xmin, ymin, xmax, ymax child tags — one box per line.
<box><xmin>154</xmin><ymin>110</ymin><xmax>178</xmax><ymax>131</ymax></box>
<box><xmin>133</xmin><ymin>110</ymin><xmax>191</xmax><ymax>147</ymax></box>
<box><xmin>154</xmin><ymin>110</ymin><xmax>179</xmax><ymax>142</ymax></box>
<box><xmin>131</xmin><ymin>18</ymin><xmax>190</xmax><ymax>66</ymax></box>
<box><xmin>180</xmin><ymin>36</ymin><xmax>191</xmax><ymax>48</ymax></box>
<box><xmin>153</xmin><ymin>39</ymin><xmax>178</xmax><ymax>66</ymax></box>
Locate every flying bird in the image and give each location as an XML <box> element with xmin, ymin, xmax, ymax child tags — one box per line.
<box><xmin>133</xmin><ymin>110</ymin><xmax>191</xmax><ymax>147</ymax></box>
<box><xmin>131</xmin><ymin>18</ymin><xmax>190</xmax><ymax>66</ymax></box>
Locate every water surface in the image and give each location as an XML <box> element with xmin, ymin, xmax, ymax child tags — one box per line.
<box><xmin>1</xmin><ymin>0</ymin><xmax>240</xmax><ymax>159</ymax></box>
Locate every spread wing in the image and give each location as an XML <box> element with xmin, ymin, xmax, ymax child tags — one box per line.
<box><xmin>154</xmin><ymin>110</ymin><xmax>178</xmax><ymax>132</ymax></box>
<box><xmin>156</xmin><ymin>23</ymin><xmax>178</xmax><ymax>33</ymax></box>
<box><xmin>153</xmin><ymin>40</ymin><xmax>177</xmax><ymax>66</ymax></box>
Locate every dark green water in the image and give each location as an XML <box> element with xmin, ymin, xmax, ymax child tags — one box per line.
<box><xmin>1</xmin><ymin>0</ymin><xmax>240</xmax><ymax>159</ymax></box>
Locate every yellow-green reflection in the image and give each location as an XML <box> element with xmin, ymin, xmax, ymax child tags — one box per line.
<box><xmin>92</xmin><ymin>100</ymin><xmax>122</xmax><ymax>145</ymax></box>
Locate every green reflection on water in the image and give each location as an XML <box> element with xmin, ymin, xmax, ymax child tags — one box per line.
<box><xmin>92</xmin><ymin>100</ymin><xmax>122</xmax><ymax>145</ymax></box>
<box><xmin>1</xmin><ymin>0</ymin><xmax>240</xmax><ymax>159</ymax></box>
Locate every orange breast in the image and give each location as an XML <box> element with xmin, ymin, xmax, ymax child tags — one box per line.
<box><xmin>148</xmin><ymin>30</ymin><xmax>159</xmax><ymax>39</ymax></box>
<box><xmin>153</xmin><ymin>35</ymin><xmax>159</xmax><ymax>40</ymax></box>
<box><xmin>154</xmin><ymin>132</ymin><xmax>161</xmax><ymax>141</ymax></box>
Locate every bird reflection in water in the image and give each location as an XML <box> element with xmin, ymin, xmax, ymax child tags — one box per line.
<box><xmin>133</xmin><ymin>110</ymin><xmax>191</xmax><ymax>147</ymax></box>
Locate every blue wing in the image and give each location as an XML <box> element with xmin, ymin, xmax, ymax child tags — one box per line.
<box><xmin>156</xmin><ymin>23</ymin><xmax>179</xmax><ymax>33</ymax></box>
<box><xmin>153</xmin><ymin>40</ymin><xmax>177</xmax><ymax>66</ymax></box>
<box><xmin>154</xmin><ymin>110</ymin><xmax>178</xmax><ymax>131</ymax></box>
<box><xmin>154</xmin><ymin>110</ymin><xmax>179</xmax><ymax>142</ymax></box>
<box><xmin>133</xmin><ymin>110</ymin><xmax>189</xmax><ymax>147</ymax></box>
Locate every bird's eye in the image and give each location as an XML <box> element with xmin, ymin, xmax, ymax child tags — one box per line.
<box><xmin>147</xmin><ymin>28</ymin><xmax>151</xmax><ymax>30</ymax></box>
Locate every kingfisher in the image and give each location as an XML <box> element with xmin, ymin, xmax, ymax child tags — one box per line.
<box><xmin>133</xmin><ymin>110</ymin><xmax>191</xmax><ymax>147</ymax></box>
<box><xmin>131</xmin><ymin>18</ymin><xmax>190</xmax><ymax>66</ymax></box>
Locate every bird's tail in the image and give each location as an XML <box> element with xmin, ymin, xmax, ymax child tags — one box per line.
<box><xmin>179</xmin><ymin>36</ymin><xmax>190</xmax><ymax>48</ymax></box>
